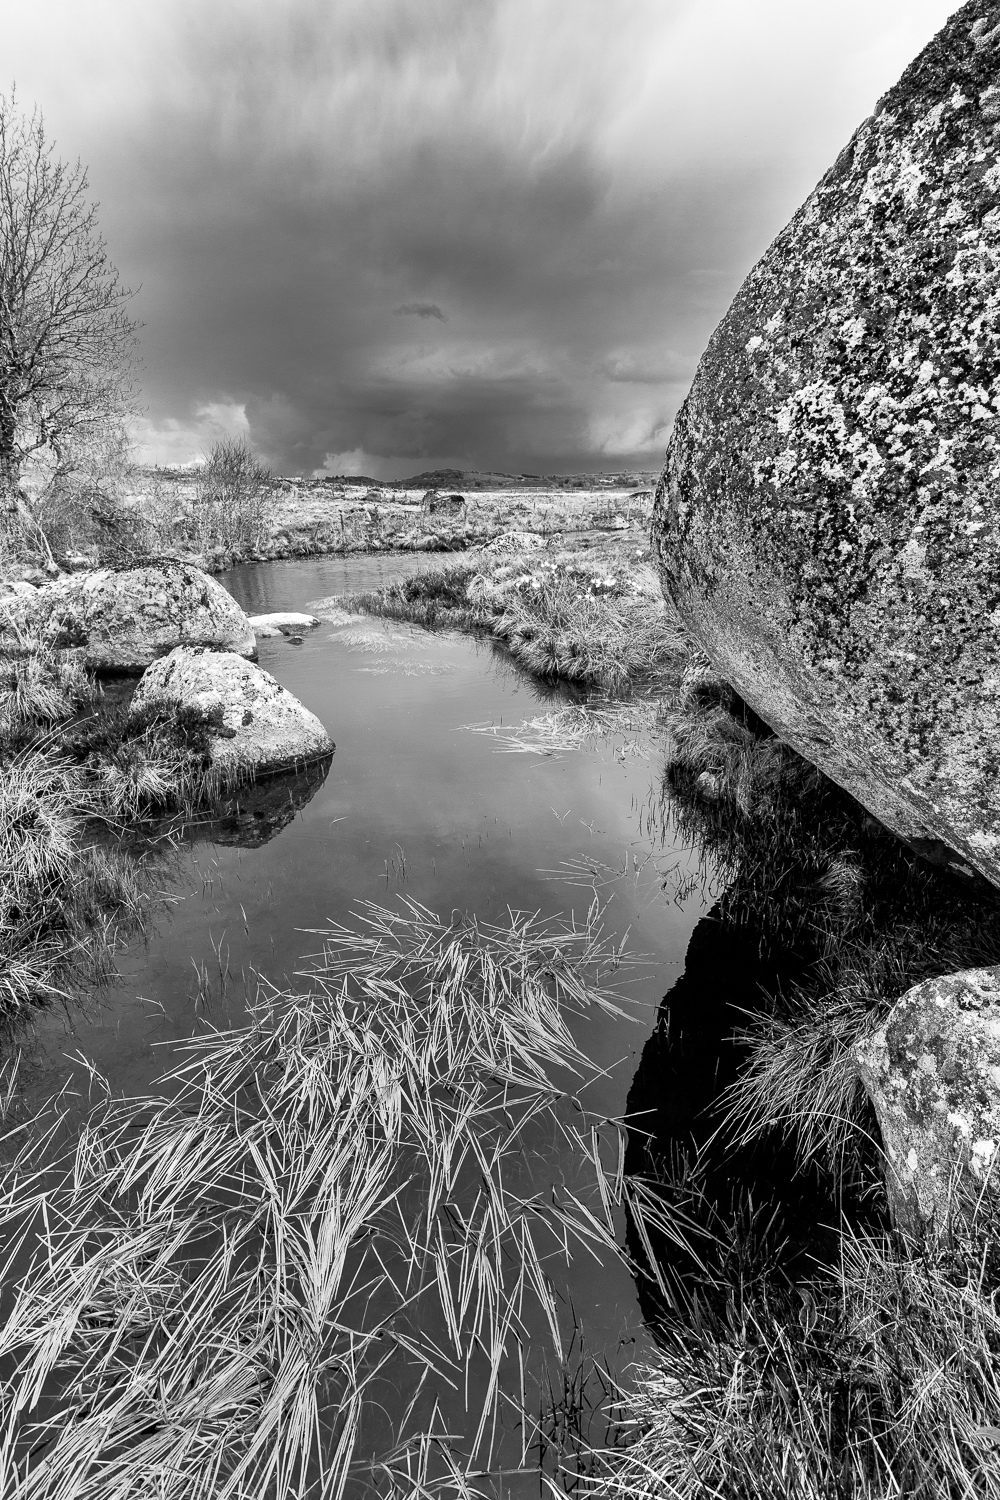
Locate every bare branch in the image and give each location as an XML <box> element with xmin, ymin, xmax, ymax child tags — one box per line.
<box><xmin>0</xmin><ymin>88</ymin><xmax>138</xmax><ymax>510</ymax></box>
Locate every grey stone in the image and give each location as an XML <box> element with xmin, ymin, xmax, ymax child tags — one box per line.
<box><xmin>133</xmin><ymin>646</ymin><xmax>333</xmax><ymax>777</ymax></box>
<box><xmin>0</xmin><ymin>564</ymin><xmax>256</xmax><ymax>672</ymax></box>
<box><xmin>855</xmin><ymin>966</ymin><xmax>1000</xmax><ymax>1235</ymax></box>
<box><xmin>653</xmin><ymin>2</ymin><xmax>1000</xmax><ymax>886</ymax></box>
<box><xmin>248</xmin><ymin>611</ymin><xmax>320</xmax><ymax>636</ymax></box>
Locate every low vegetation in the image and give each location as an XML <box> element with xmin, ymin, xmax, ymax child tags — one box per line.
<box><xmin>0</xmin><ymin>630</ymin><xmax>260</xmax><ymax>1019</ymax></box>
<box><xmin>607</xmin><ymin>1197</ymin><xmax>1000</xmax><ymax>1500</ymax></box>
<box><xmin>0</xmin><ymin>901</ymin><xmax>665</xmax><ymax>1500</ymax></box>
<box><xmin>346</xmin><ymin>542</ymin><xmax>690</xmax><ymax>698</ymax></box>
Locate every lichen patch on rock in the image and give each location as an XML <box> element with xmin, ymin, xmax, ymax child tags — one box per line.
<box><xmin>855</xmin><ymin>964</ymin><xmax>1000</xmax><ymax>1234</ymax></box>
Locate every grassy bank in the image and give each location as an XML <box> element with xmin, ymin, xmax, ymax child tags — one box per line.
<box><xmin>0</xmin><ymin>633</ymin><xmax>260</xmax><ymax>1019</ymax></box>
<box><xmin>345</xmin><ymin>539</ymin><xmax>690</xmax><ymax>698</ymax></box>
<box><xmin>2</xmin><ymin>463</ymin><xmax>655</xmax><ymax>578</ymax></box>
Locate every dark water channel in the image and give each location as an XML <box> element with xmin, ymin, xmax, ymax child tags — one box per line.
<box><xmin>20</xmin><ymin>553</ymin><xmax>711</xmax><ymax>1488</ymax></box>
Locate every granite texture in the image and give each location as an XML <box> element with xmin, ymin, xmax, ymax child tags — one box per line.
<box><xmin>0</xmin><ymin>564</ymin><xmax>256</xmax><ymax>672</ymax></box>
<box><xmin>855</xmin><ymin>965</ymin><xmax>1000</xmax><ymax>1233</ymax></box>
<box><xmin>654</xmin><ymin>0</ymin><xmax>1000</xmax><ymax>884</ymax></box>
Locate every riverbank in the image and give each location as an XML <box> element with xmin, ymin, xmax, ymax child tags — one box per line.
<box><xmin>343</xmin><ymin>531</ymin><xmax>690</xmax><ymax>699</ymax></box>
<box><xmin>2</xmin><ymin>466</ymin><xmax>657</xmax><ymax>578</ymax></box>
<box><xmin>345</xmin><ymin>552</ymin><xmax>1000</xmax><ymax>1495</ymax></box>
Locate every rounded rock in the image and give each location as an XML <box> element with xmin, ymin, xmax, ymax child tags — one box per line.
<box><xmin>133</xmin><ymin>646</ymin><xmax>333</xmax><ymax>777</ymax></box>
<box><xmin>653</xmin><ymin>3</ymin><xmax>1000</xmax><ymax>887</ymax></box>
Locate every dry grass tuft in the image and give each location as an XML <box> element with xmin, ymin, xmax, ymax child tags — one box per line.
<box><xmin>344</xmin><ymin>549</ymin><xmax>690</xmax><ymax>698</ymax></box>
<box><xmin>600</xmin><ymin>1183</ymin><xmax>1000</xmax><ymax>1500</ymax></box>
<box><xmin>0</xmin><ymin>901</ymin><xmax>658</xmax><ymax>1498</ymax></box>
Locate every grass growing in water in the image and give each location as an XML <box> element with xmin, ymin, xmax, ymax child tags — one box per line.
<box><xmin>603</xmin><ymin>1184</ymin><xmax>1000</xmax><ymax>1500</ymax></box>
<box><xmin>0</xmin><ymin>901</ymin><xmax>659</xmax><ymax>1499</ymax></box>
<box><xmin>344</xmin><ymin>549</ymin><xmax>690</xmax><ymax>698</ymax></box>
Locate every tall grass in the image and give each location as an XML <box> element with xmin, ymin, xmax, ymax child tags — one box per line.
<box><xmin>0</xmin><ymin>745</ymin><xmax>152</xmax><ymax>1013</ymax></box>
<box><xmin>599</xmin><ymin>1177</ymin><xmax>1000</xmax><ymax>1500</ymax></box>
<box><xmin>0</xmin><ymin>636</ymin><xmax>216</xmax><ymax>1017</ymax></box>
<box><xmin>0</xmin><ymin>901</ymin><xmax>662</xmax><ymax>1499</ymax></box>
<box><xmin>0</xmin><ymin>649</ymin><xmax>95</xmax><ymax>735</ymax></box>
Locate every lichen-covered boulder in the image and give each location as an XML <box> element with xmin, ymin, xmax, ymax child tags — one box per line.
<box><xmin>481</xmin><ymin>531</ymin><xmax>547</xmax><ymax>556</ymax></box>
<box><xmin>133</xmin><ymin>647</ymin><xmax>333</xmax><ymax>777</ymax></box>
<box><xmin>0</xmin><ymin>564</ymin><xmax>256</xmax><ymax>672</ymax></box>
<box><xmin>854</xmin><ymin>967</ymin><xmax>1000</xmax><ymax>1235</ymax></box>
<box><xmin>654</xmin><ymin>2</ymin><xmax>1000</xmax><ymax>886</ymax></box>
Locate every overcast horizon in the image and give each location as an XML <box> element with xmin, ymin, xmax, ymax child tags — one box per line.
<box><xmin>2</xmin><ymin>0</ymin><xmax>965</xmax><ymax>478</ymax></box>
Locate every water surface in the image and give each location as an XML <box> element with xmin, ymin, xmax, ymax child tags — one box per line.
<box><xmin>22</xmin><ymin>552</ymin><xmax>708</xmax><ymax>1488</ymax></box>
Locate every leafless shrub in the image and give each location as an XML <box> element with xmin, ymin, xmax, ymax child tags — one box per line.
<box><xmin>193</xmin><ymin>437</ymin><xmax>273</xmax><ymax>555</ymax></box>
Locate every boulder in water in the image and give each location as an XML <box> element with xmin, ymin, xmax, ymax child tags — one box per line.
<box><xmin>653</xmin><ymin>5</ymin><xmax>1000</xmax><ymax>886</ymax></box>
<box><xmin>133</xmin><ymin>646</ymin><xmax>333</xmax><ymax>777</ymax></box>
<box><xmin>0</xmin><ymin>564</ymin><xmax>256</xmax><ymax>672</ymax></box>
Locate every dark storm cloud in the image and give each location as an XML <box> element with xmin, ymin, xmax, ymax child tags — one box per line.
<box><xmin>3</xmin><ymin>0</ymin><xmax>965</xmax><ymax>475</ymax></box>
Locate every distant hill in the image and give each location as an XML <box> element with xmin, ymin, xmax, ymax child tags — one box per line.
<box><xmin>397</xmin><ymin>468</ymin><xmax>658</xmax><ymax>491</ymax></box>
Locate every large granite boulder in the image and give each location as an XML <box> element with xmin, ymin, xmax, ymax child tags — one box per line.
<box><xmin>855</xmin><ymin>967</ymin><xmax>1000</xmax><ymax>1235</ymax></box>
<box><xmin>133</xmin><ymin>647</ymin><xmax>333</xmax><ymax>777</ymax></box>
<box><xmin>653</xmin><ymin>2</ymin><xmax>1000</xmax><ymax>886</ymax></box>
<box><xmin>0</xmin><ymin>564</ymin><xmax>256</xmax><ymax>672</ymax></box>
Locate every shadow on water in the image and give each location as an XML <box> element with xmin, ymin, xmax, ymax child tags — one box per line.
<box><xmin>623</xmin><ymin>905</ymin><xmax>845</xmax><ymax>1328</ymax></box>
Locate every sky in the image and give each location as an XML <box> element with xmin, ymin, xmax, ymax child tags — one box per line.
<box><xmin>1</xmin><ymin>0</ymin><xmax>966</xmax><ymax>478</ymax></box>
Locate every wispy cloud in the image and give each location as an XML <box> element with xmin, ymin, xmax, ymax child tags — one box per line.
<box><xmin>394</xmin><ymin>302</ymin><xmax>447</xmax><ymax>322</ymax></box>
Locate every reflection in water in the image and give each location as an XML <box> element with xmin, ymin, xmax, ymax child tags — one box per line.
<box><xmin>624</xmin><ymin>907</ymin><xmax>842</xmax><ymax>1326</ymax></box>
<box><xmin>180</xmin><ymin>753</ymin><xmax>334</xmax><ymax>849</ymax></box>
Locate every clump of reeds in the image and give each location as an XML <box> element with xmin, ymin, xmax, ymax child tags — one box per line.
<box><xmin>0</xmin><ymin>901</ymin><xmax>652</xmax><ymax>1499</ymax></box>
<box><xmin>346</xmin><ymin>561</ymin><xmax>479</xmax><ymax>628</ymax></box>
<box><xmin>0</xmin><ymin>646</ymin><xmax>95</xmax><ymax>742</ymax></box>
<box><xmin>344</xmin><ymin>550</ymin><xmax>690</xmax><ymax>698</ymax></box>
<box><xmin>0</xmin><ymin>744</ymin><xmax>151</xmax><ymax>1012</ymax></box>
<box><xmin>61</xmin><ymin>698</ymin><xmax>228</xmax><ymax>823</ymax></box>
<box><xmin>0</xmin><ymin>633</ymin><xmax>201</xmax><ymax>1017</ymax></box>
<box><xmin>599</xmin><ymin>1177</ymin><xmax>1000</xmax><ymax>1500</ymax></box>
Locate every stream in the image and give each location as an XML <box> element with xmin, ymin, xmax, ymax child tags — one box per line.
<box><xmin>18</xmin><ymin>552</ymin><xmax>710</xmax><ymax>1490</ymax></box>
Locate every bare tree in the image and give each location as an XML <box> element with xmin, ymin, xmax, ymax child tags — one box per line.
<box><xmin>0</xmin><ymin>90</ymin><xmax>137</xmax><ymax>521</ymax></box>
